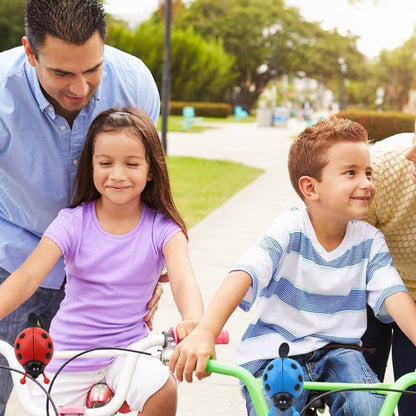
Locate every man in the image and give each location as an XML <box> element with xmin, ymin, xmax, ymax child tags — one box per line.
<box><xmin>362</xmin><ymin>126</ymin><xmax>416</xmax><ymax>415</ymax></box>
<box><xmin>0</xmin><ymin>1</ymin><xmax>161</xmax><ymax>414</ymax></box>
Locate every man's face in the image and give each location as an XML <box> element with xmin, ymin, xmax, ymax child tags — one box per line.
<box><xmin>405</xmin><ymin>126</ymin><xmax>416</xmax><ymax>184</ymax></box>
<box><xmin>22</xmin><ymin>32</ymin><xmax>104</xmax><ymax>122</ymax></box>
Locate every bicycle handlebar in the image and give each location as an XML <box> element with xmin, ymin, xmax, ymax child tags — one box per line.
<box><xmin>169</xmin><ymin>327</ymin><xmax>229</xmax><ymax>345</ymax></box>
<box><xmin>206</xmin><ymin>358</ymin><xmax>416</xmax><ymax>416</ymax></box>
<box><xmin>0</xmin><ymin>328</ymin><xmax>229</xmax><ymax>416</ymax></box>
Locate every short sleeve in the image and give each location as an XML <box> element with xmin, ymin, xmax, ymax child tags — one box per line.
<box><xmin>232</xmin><ymin>216</ymin><xmax>290</xmax><ymax>311</ymax></box>
<box><xmin>43</xmin><ymin>209</ymin><xmax>76</xmax><ymax>262</ymax></box>
<box><xmin>152</xmin><ymin>211</ymin><xmax>182</xmax><ymax>254</ymax></box>
<box><xmin>366</xmin><ymin>229</ymin><xmax>408</xmax><ymax>322</ymax></box>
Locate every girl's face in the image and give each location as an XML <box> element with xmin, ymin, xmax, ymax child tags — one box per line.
<box><xmin>92</xmin><ymin>128</ymin><xmax>152</xmax><ymax>210</ymax></box>
<box><xmin>314</xmin><ymin>141</ymin><xmax>375</xmax><ymax>223</ymax></box>
<box><xmin>405</xmin><ymin>130</ymin><xmax>416</xmax><ymax>184</ymax></box>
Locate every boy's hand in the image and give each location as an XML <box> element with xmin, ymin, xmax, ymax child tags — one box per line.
<box><xmin>169</xmin><ymin>327</ymin><xmax>216</xmax><ymax>383</ymax></box>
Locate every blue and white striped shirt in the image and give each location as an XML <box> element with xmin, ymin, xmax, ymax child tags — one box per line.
<box><xmin>0</xmin><ymin>45</ymin><xmax>160</xmax><ymax>288</ymax></box>
<box><xmin>233</xmin><ymin>207</ymin><xmax>406</xmax><ymax>374</ymax></box>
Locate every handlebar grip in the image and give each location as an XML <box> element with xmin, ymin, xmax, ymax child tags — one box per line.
<box><xmin>169</xmin><ymin>327</ymin><xmax>229</xmax><ymax>344</ymax></box>
<box><xmin>213</xmin><ymin>330</ymin><xmax>229</xmax><ymax>344</ymax></box>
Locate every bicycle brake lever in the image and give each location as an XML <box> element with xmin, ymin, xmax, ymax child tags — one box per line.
<box><xmin>160</xmin><ymin>331</ymin><xmax>177</xmax><ymax>365</ymax></box>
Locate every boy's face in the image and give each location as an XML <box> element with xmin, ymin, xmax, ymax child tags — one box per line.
<box><xmin>315</xmin><ymin>141</ymin><xmax>375</xmax><ymax>221</ymax></box>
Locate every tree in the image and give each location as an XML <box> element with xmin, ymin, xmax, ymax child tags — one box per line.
<box><xmin>0</xmin><ymin>0</ymin><xmax>25</xmax><ymax>51</ymax></box>
<box><xmin>107</xmin><ymin>20</ymin><xmax>237</xmax><ymax>102</ymax></box>
<box><xmin>175</xmin><ymin>0</ymin><xmax>365</xmax><ymax>110</ymax></box>
<box><xmin>374</xmin><ymin>32</ymin><xmax>416</xmax><ymax>111</ymax></box>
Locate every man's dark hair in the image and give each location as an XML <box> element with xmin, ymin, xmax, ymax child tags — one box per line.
<box><xmin>25</xmin><ymin>0</ymin><xmax>107</xmax><ymax>57</ymax></box>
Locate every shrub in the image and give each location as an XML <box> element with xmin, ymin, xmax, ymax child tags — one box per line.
<box><xmin>168</xmin><ymin>101</ymin><xmax>233</xmax><ymax>118</ymax></box>
<box><xmin>337</xmin><ymin>109</ymin><xmax>416</xmax><ymax>142</ymax></box>
<box><xmin>107</xmin><ymin>21</ymin><xmax>237</xmax><ymax>104</ymax></box>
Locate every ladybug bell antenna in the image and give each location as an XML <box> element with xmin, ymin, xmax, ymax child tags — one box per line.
<box><xmin>278</xmin><ymin>342</ymin><xmax>290</xmax><ymax>358</ymax></box>
<box><xmin>27</xmin><ymin>312</ymin><xmax>39</xmax><ymax>328</ymax></box>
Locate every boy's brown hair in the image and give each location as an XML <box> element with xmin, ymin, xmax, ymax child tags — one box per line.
<box><xmin>288</xmin><ymin>117</ymin><xmax>368</xmax><ymax>200</ymax></box>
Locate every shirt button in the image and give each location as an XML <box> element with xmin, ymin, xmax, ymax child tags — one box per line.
<box><xmin>60</xmin><ymin>125</ymin><xmax>66</xmax><ymax>131</ymax></box>
<box><xmin>73</xmin><ymin>159</ymin><xmax>78</xmax><ymax>166</ymax></box>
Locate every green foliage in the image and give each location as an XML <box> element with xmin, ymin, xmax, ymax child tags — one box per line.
<box><xmin>372</xmin><ymin>32</ymin><xmax>416</xmax><ymax>111</ymax></box>
<box><xmin>169</xmin><ymin>101</ymin><xmax>232</xmax><ymax>117</ymax></box>
<box><xmin>0</xmin><ymin>0</ymin><xmax>25</xmax><ymax>51</ymax></box>
<box><xmin>107</xmin><ymin>20</ymin><xmax>237</xmax><ymax>103</ymax></box>
<box><xmin>167</xmin><ymin>156</ymin><xmax>263</xmax><ymax>227</ymax></box>
<box><xmin>175</xmin><ymin>0</ymin><xmax>365</xmax><ymax>110</ymax></box>
<box><xmin>337</xmin><ymin>109</ymin><xmax>416</xmax><ymax>142</ymax></box>
<box><xmin>169</xmin><ymin>27</ymin><xmax>237</xmax><ymax>102</ymax></box>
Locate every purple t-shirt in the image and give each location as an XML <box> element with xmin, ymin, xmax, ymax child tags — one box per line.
<box><xmin>44</xmin><ymin>201</ymin><xmax>181</xmax><ymax>371</ymax></box>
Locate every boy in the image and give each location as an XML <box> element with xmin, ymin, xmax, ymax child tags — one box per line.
<box><xmin>170</xmin><ymin>117</ymin><xmax>416</xmax><ymax>415</ymax></box>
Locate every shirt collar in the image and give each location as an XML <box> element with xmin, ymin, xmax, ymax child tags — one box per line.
<box><xmin>25</xmin><ymin>60</ymin><xmax>52</xmax><ymax>114</ymax></box>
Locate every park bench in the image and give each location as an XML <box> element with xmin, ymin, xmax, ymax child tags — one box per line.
<box><xmin>234</xmin><ymin>105</ymin><xmax>248</xmax><ymax>121</ymax></box>
<box><xmin>182</xmin><ymin>106</ymin><xmax>203</xmax><ymax>129</ymax></box>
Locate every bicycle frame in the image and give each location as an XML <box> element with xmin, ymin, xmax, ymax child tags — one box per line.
<box><xmin>207</xmin><ymin>359</ymin><xmax>416</xmax><ymax>416</ymax></box>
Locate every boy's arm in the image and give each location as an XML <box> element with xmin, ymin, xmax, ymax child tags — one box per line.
<box><xmin>384</xmin><ymin>291</ymin><xmax>416</xmax><ymax>345</ymax></box>
<box><xmin>0</xmin><ymin>236</ymin><xmax>62</xmax><ymax>320</ymax></box>
<box><xmin>169</xmin><ymin>270</ymin><xmax>252</xmax><ymax>383</ymax></box>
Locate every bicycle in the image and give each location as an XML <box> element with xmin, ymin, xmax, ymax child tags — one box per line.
<box><xmin>2</xmin><ymin>328</ymin><xmax>416</xmax><ymax>416</ymax></box>
<box><xmin>0</xmin><ymin>326</ymin><xmax>228</xmax><ymax>416</ymax></box>
<box><xmin>205</xmin><ymin>342</ymin><xmax>416</xmax><ymax>416</ymax></box>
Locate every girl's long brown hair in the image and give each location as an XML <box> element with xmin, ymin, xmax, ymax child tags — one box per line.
<box><xmin>71</xmin><ymin>108</ymin><xmax>188</xmax><ymax>238</ymax></box>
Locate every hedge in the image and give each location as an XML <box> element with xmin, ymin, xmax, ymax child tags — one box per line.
<box><xmin>337</xmin><ymin>109</ymin><xmax>416</xmax><ymax>142</ymax></box>
<box><xmin>167</xmin><ymin>101</ymin><xmax>233</xmax><ymax>118</ymax></box>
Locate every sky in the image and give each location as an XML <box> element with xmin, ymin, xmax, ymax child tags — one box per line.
<box><xmin>104</xmin><ymin>0</ymin><xmax>416</xmax><ymax>58</ymax></box>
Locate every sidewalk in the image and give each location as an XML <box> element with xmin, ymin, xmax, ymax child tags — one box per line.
<box><xmin>154</xmin><ymin>119</ymin><xmax>304</xmax><ymax>415</ymax></box>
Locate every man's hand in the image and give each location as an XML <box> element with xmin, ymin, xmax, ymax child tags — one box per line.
<box><xmin>144</xmin><ymin>268</ymin><xmax>170</xmax><ymax>330</ymax></box>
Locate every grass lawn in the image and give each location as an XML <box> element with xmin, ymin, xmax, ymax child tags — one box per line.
<box><xmin>167</xmin><ymin>156</ymin><xmax>263</xmax><ymax>228</ymax></box>
<box><xmin>157</xmin><ymin>114</ymin><xmax>256</xmax><ymax>133</ymax></box>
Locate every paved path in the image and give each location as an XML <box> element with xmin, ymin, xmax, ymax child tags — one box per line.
<box><xmin>155</xmin><ymin>119</ymin><xmax>304</xmax><ymax>415</ymax></box>
<box><xmin>6</xmin><ymin>119</ymin><xmax>393</xmax><ymax>415</ymax></box>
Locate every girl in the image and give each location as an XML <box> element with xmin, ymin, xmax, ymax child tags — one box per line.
<box><xmin>0</xmin><ymin>108</ymin><xmax>204</xmax><ymax>415</ymax></box>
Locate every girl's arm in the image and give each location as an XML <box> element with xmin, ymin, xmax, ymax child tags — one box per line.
<box><xmin>384</xmin><ymin>291</ymin><xmax>416</xmax><ymax>346</ymax></box>
<box><xmin>163</xmin><ymin>232</ymin><xmax>203</xmax><ymax>335</ymax></box>
<box><xmin>169</xmin><ymin>270</ymin><xmax>252</xmax><ymax>383</ymax></box>
<box><xmin>0</xmin><ymin>236</ymin><xmax>62</xmax><ymax>320</ymax></box>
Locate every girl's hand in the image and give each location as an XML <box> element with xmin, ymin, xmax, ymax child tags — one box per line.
<box><xmin>169</xmin><ymin>326</ymin><xmax>216</xmax><ymax>383</ymax></box>
<box><xmin>174</xmin><ymin>319</ymin><xmax>199</xmax><ymax>341</ymax></box>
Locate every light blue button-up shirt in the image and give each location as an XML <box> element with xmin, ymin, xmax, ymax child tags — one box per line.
<box><xmin>0</xmin><ymin>44</ymin><xmax>160</xmax><ymax>288</ymax></box>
